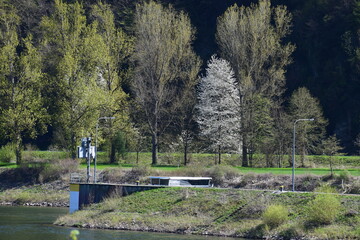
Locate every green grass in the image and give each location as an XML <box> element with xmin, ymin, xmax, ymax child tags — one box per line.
<box><xmin>55</xmin><ymin>187</ymin><xmax>360</xmax><ymax>239</ymax></box>
<box><xmin>1</xmin><ymin>150</ymin><xmax>360</xmax><ymax>176</ymax></box>
<box><xmin>0</xmin><ymin>185</ymin><xmax>68</xmax><ymax>204</ymax></box>
<box><xmin>0</xmin><ymin>162</ymin><xmax>17</xmax><ymax>168</ymax></box>
<box><xmin>236</xmin><ymin>167</ymin><xmax>360</xmax><ymax>176</ymax></box>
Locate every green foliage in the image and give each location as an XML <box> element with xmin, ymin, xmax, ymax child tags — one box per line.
<box><xmin>216</xmin><ymin>0</ymin><xmax>295</xmax><ymax>167</ymax></box>
<box><xmin>338</xmin><ymin>170</ymin><xmax>351</xmax><ymax>182</ymax></box>
<box><xmin>69</xmin><ymin>230</ymin><xmax>80</xmax><ymax>240</ymax></box>
<box><xmin>40</xmin><ymin>0</ymin><xmax>109</xmax><ymax>157</ymax></box>
<box><xmin>321</xmin><ymin>135</ymin><xmax>343</xmax><ymax>176</ymax></box>
<box><xmin>55</xmin><ymin>188</ymin><xmax>360</xmax><ymax>239</ymax></box>
<box><xmin>314</xmin><ymin>185</ymin><xmax>338</xmax><ymax>193</ymax></box>
<box><xmin>288</xmin><ymin>87</ymin><xmax>328</xmax><ymax>166</ymax></box>
<box><xmin>0</xmin><ymin>2</ymin><xmax>47</xmax><ymax>164</ymax></box>
<box><xmin>133</xmin><ymin>0</ymin><xmax>201</xmax><ymax>165</ymax></box>
<box><xmin>262</xmin><ymin>204</ymin><xmax>289</xmax><ymax>229</ymax></box>
<box><xmin>306</xmin><ymin>194</ymin><xmax>341</xmax><ymax>225</ymax></box>
<box><xmin>0</xmin><ymin>144</ymin><xmax>15</xmax><ymax>163</ymax></box>
<box><xmin>112</xmin><ymin>131</ymin><xmax>127</xmax><ymax>160</ymax></box>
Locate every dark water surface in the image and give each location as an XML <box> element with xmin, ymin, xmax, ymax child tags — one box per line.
<box><xmin>0</xmin><ymin>206</ymin><xmax>243</xmax><ymax>240</ymax></box>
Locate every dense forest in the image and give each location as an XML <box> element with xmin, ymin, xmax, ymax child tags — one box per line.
<box><xmin>0</xmin><ymin>0</ymin><xmax>360</xmax><ymax>166</ymax></box>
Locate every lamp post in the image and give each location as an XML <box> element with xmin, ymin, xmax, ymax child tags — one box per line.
<box><xmin>94</xmin><ymin>116</ymin><xmax>115</xmax><ymax>183</ymax></box>
<box><xmin>292</xmin><ymin>118</ymin><xmax>314</xmax><ymax>191</ymax></box>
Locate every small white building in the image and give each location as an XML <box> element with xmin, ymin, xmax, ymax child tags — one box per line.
<box><xmin>149</xmin><ymin>176</ymin><xmax>212</xmax><ymax>187</ymax></box>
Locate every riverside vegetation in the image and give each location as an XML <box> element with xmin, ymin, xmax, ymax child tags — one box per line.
<box><xmin>55</xmin><ymin>187</ymin><xmax>360</xmax><ymax>239</ymax></box>
<box><xmin>1</xmin><ymin>154</ymin><xmax>360</xmax><ymax>239</ymax></box>
<box><xmin>1</xmin><ymin>154</ymin><xmax>360</xmax><ymax>205</ymax></box>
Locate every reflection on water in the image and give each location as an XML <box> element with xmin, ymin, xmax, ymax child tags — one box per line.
<box><xmin>0</xmin><ymin>206</ymin><xmax>243</xmax><ymax>240</ymax></box>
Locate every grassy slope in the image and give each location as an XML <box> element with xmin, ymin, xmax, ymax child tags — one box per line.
<box><xmin>55</xmin><ymin>188</ymin><xmax>360</xmax><ymax>239</ymax></box>
<box><xmin>0</xmin><ymin>183</ymin><xmax>68</xmax><ymax>206</ymax></box>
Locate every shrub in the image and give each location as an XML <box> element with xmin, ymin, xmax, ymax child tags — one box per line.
<box><xmin>306</xmin><ymin>194</ymin><xmax>341</xmax><ymax>225</ymax></box>
<box><xmin>338</xmin><ymin>170</ymin><xmax>351</xmax><ymax>182</ymax></box>
<box><xmin>349</xmin><ymin>181</ymin><xmax>360</xmax><ymax>194</ymax></box>
<box><xmin>0</xmin><ymin>144</ymin><xmax>16</xmax><ymax>163</ymax></box>
<box><xmin>314</xmin><ymin>185</ymin><xmax>338</xmax><ymax>193</ymax></box>
<box><xmin>100</xmin><ymin>168</ymin><xmax>125</xmax><ymax>183</ymax></box>
<box><xmin>262</xmin><ymin>204</ymin><xmax>289</xmax><ymax>229</ymax></box>
<box><xmin>101</xmin><ymin>165</ymin><xmax>149</xmax><ymax>184</ymax></box>
<box><xmin>38</xmin><ymin>159</ymin><xmax>79</xmax><ymax>183</ymax></box>
<box><xmin>206</xmin><ymin>165</ymin><xmax>240</xmax><ymax>186</ymax></box>
<box><xmin>172</xmin><ymin>164</ymin><xmax>206</xmax><ymax>177</ymax></box>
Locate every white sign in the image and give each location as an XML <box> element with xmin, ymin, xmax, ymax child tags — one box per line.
<box><xmin>77</xmin><ymin>146</ymin><xmax>96</xmax><ymax>158</ymax></box>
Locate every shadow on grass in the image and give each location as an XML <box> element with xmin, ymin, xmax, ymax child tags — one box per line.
<box><xmin>245</xmin><ymin>223</ymin><xmax>267</xmax><ymax>239</ymax></box>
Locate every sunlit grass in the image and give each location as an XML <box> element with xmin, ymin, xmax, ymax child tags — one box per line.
<box><xmin>236</xmin><ymin>167</ymin><xmax>360</xmax><ymax>176</ymax></box>
<box><xmin>0</xmin><ymin>162</ymin><xmax>17</xmax><ymax>168</ymax></box>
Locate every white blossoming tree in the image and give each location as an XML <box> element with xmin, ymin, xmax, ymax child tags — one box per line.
<box><xmin>196</xmin><ymin>55</ymin><xmax>240</xmax><ymax>164</ymax></box>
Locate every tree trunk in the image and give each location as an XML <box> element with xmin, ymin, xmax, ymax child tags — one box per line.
<box><xmin>136</xmin><ymin>150</ymin><xmax>139</xmax><ymax>164</ymax></box>
<box><xmin>242</xmin><ymin>143</ymin><xmax>248</xmax><ymax>167</ymax></box>
<box><xmin>184</xmin><ymin>140</ymin><xmax>188</xmax><ymax>166</ymax></box>
<box><xmin>218</xmin><ymin>145</ymin><xmax>221</xmax><ymax>165</ymax></box>
<box><xmin>71</xmin><ymin>133</ymin><xmax>77</xmax><ymax>159</ymax></box>
<box><xmin>301</xmin><ymin>147</ymin><xmax>305</xmax><ymax>167</ymax></box>
<box><xmin>110</xmin><ymin>140</ymin><xmax>116</xmax><ymax>164</ymax></box>
<box><xmin>151</xmin><ymin>133</ymin><xmax>158</xmax><ymax>165</ymax></box>
<box><xmin>15</xmin><ymin>134</ymin><xmax>22</xmax><ymax>165</ymax></box>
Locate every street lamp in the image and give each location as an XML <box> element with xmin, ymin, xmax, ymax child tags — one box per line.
<box><xmin>292</xmin><ymin>118</ymin><xmax>314</xmax><ymax>191</ymax></box>
<box><xmin>94</xmin><ymin>116</ymin><xmax>115</xmax><ymax>183</ymax></box>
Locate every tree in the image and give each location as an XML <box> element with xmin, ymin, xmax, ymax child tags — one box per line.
<box><xmin>90</xmin><ymin>1</ymin><xmax>134</xmax><ymax>163</ymax></box>
<box><xmin>288</xmin><ymin>87</ymin><xmax>327</xmax><ymax>166</ymax></box>
<box><xmin>0</xmin><ymin>1</ymin><xmax>46</xmax><ymax>164</ymax></box>
<box><xmin>354</xmin><ymin>133</ymin><xmax>360</xmax><ymax>155</ymax></box>
<box><xmin>196</xmin><ymin>55</ymin><xmax>240</xmax><ymax>164</ymax></box>
<box><xmin>40</xmin><ymin>0</ymin><xmax>107</xmax><ymax>158</ymax></box>
<box><xmin>216</xmin><ymin>0</ymin><xmax>295</xmax><ymax>166</ymax></box>
<box><xmin>132</xmin><ymin>1</ymin><xmax>200</xmax><ymax>165</ymax></box>
<box><xmin>321</xmin><ymin>134</ymin><xmax>343</xmax><ymax>177</ymax></box>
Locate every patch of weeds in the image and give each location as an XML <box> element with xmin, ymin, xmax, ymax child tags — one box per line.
<box><xmin>305</xmin><ymin>194</ymin><xmax>341</xmax><ymax>226</ymax></box>
<box><xmin>314</xmin><ymin>185</ymin><xmax>338</xmax><ymax>193</ymax></box>
<box><xmin>262</xmin><ymin>204</ymin><xmax>288</xmax><ymax>229</ymax></box>
<box><xmin>313</xmin><ymin>225</ymin><xmax>353</xmax><ymax>239</ymax></box>
<box><xmin>338</xmin><ymin>170</ymin><xmax>352</xmax><ymax>182</ymax></box>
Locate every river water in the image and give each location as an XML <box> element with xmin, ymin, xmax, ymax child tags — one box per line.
<box><xmin>0</xmin><ymin>206</ymin><xmax>242</xmax><ymax>240</ymax></box>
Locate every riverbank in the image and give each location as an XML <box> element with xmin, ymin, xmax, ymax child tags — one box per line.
<box><xmin>0</xmin><ymin>177</ymin><xmax>69</xmax><ymax>207</ymax></box>
<box><xmin>55</xmin><ymin>187</ymin><xmax>360</xmax><ymax>239</ymax></box>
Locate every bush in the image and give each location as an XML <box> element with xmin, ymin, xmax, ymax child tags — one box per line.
<box><xmin>38</xmin><ymin>159</ymin><xmax>79</xmax><ymax>183</ymax></box>
<box><xmin>338</xmin><ymin>170</ymin><xmax>351</xmax><ymax>182</ymax></box>
<box><xmin>306</xmin><ymin>194</ymin><xmax>341</xmax><ymax>225</ymax></box>
<box><xmin>262</xmin><ymin>204</ymin><xmax>289</xmax><ymax>229</ymax></box>
<box><xmin>0</xmin><ymin>144</ymin><xmax>16</xmax><ymax>163</ymax></box>
<box><xmin>314</xmin><ymin>185</ymin><xmax>338</xmax><ymax>193</ymax></box>
<box><xmin>206</xmin><ymin>165</ymin><xmax>240</xmax><ymax>186</ymax></box>
<box><xmin>101</xmin><ymin>165</ymin><xmax>149</xmax><ymax>184</ymax></box>
<box><xmin>349</xmin><ymin>181</ymin><xmax>360</xmax><ymax>194</ymax></box>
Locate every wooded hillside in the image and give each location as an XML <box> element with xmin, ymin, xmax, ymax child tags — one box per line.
<box><xmin>0</xmin><ymin>0</ymin><xmax>359</xmax><ymax>165</ymax></box>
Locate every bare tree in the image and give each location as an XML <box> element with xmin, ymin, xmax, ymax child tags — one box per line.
<box><xmin>132</xmin><ymin>1</ymin><xmax>200</xmax><ymax>165</ymax></box>
<box><xmin>216</xmin><ymin>0</ymin><xmax>295</xmax><ymax>166</ymax></box>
